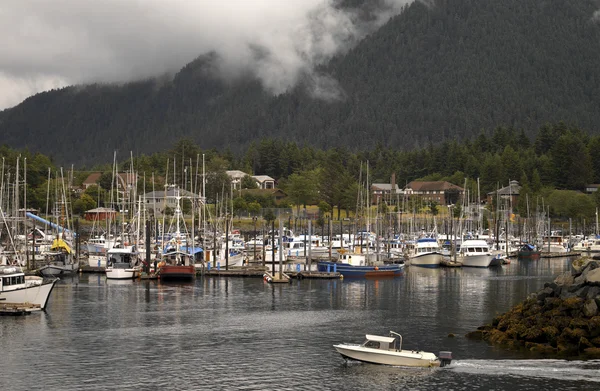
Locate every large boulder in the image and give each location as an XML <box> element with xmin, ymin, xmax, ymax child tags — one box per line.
<box><xmin>571</xmin><ymin>257</ymin><xmax>594</xmax><ymax>275</ymax></box>
<box><xmin>585</xmin><ymin>268</ymin><xmax>600</xmax><ymax>285</ymax></box>
<box><xmin>584</xmin><ymin>300</ymin><xmax>599</xmax><ymax>318</ymax></box>
<box><xmin>554</xmin><ymin>271</ymin><xmax>574</xmax><ymax>286</ymax></box>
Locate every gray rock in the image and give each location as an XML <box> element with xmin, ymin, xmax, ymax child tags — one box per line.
<box><xmin>561</xmin><ymin>291</ymin><xmax>578</xmax><ymax>300</ymax></box>
<box><xmin>586</xmin><ymin>286</ymin><xmax>600</xmax><ymax>300</ymax></box>
<box><xmin>571</xmin><ymin>258</ymin><xmax>596</xmax><ymax>275</ymax></box>
<box><xmin>537</xmin><ymin>287</ymin><xmax>555</xmax><ymax>301</ymax></box>
<box><xmin>585</xmin><ymin>268</ymin><xmax>600</xmax><ymax>285</ymax></box>
<box><xmin>583</xmin><ymin>299</ymin><xmax>598</xmax><ymax>317</ymax></box>
<box><xmin>575</xmin><ymin>286</ymin><xmax>590</xmax><ymax>298</ymax></box>
<box><xmin>574</xmin><ymin>273</ymin><xmax>587</xmax><ymax>285</ymax></box>
<box><xmin>568</xmin><ymin>283</ymin><xmax>585</xmax><ymax>293</ymax></box>
<box><xmin>555</xmin><ymin>272</ymin><xmax>574</xmax><ymax>286</ymax></box>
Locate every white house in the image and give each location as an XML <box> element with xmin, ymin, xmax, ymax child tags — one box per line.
<box><xmin>143</xmin><ymin>187</ymin><xmax>199</xmax><ymax>215</ymax></box>
<box><xmin>253</xmin><ymin>175</ymin><xmax>275</xmax><ymax>189</ymax></box>
<box><xmin>226</xmin><ymin>171</ymin><xmax>276</xmax><ymax>190</ymax></box>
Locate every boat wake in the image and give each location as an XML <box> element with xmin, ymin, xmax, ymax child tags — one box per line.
<box><xmin>447</xmin><ymin>359</ymin><xmax>600</xmax><ymax>383</ymax></box>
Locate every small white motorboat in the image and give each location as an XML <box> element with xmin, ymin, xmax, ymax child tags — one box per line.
<box><xmin>333</xmin><ymin>331</ymin><xmax>452</xmax><ymax>368</ymax></box>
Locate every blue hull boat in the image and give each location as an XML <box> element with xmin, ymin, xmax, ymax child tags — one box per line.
<box><xmin>317</xmin><ymin>261</ymin><xmax>404</xmax><ymax>278</ymax></box>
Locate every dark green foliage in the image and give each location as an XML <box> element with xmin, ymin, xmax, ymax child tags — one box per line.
<box><xmin>241</xmin><ymin>175</ymin><xmax>258</xmax><ymax>189</ymax></box>
<box><xmin>73</xmin><ymin>194</ymin><xmax>96</xmax><ymax>215</ymax></box>
<box><xmin>3</xmin><ymin>118</ymin><xmax>600</xmax><ymax>222</ymax></box>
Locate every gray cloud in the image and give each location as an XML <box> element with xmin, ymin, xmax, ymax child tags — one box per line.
<box><xmin>0</xmin><ymin>0</ymin><xmax>416</xmax><ymax>109</ymax></box>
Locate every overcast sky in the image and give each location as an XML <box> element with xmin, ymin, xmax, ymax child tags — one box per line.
<box><xmin>0</xmin><ymin>0</ymin><xmax>417</xmax><ymax>110</ymax></box>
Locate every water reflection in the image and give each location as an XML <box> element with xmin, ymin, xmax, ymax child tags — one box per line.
<box><xmin>0</xmin><ymin>257</ymin><xmax>586</xmax><ymax>391</ymax></box>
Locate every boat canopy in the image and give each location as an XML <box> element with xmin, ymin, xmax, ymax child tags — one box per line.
<box><xmin>51</xmin><ymin>238</ymin><xmax>72</xmax><ymax>254</ymax></box>
<box><xmin>180</xmin><ymin>246</ymin><xmax>203</xmax><ymax>255</ymax></box>
<box><xmin>365</xmin><ymin>334</ymin><xmax>396</xmax><ymax>343</ymax></box>
<box><xmin>521</xmin><ymin>244</ymin><xmax>536</xmax><ymax>251</ymax></box>
<box><xmin>163</xmin><ymin>245</ymin><xmax>203</xmax><ymax>255</ymax></box>
<box><xmin>417</xmin><ymin>238</ymin><xmax>437</xmax><ymax>243</ymax></box>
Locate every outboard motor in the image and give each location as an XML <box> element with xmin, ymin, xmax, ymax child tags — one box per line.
<box><xmin>438</xmin><ymin>351</ymin><xmax>452</xmax><ymax>367</ymax></box>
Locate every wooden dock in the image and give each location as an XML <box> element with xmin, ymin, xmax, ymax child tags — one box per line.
<box><xmin>201</xmin><ymin>267</ymin><xmax>268</xmax><ymax>278</ymax></box>
<box><xmin>286</xmin><ymin>271</ymin><xmax>342</xmax><ymax>279</ymax></box>
<box><xmin>264</xmin><ymin>271</ymin><xmax>291</xmax><ymax>283</ymax></box>
<box><xmin>79</xmin><ymin>265</ymin><xmax>105</xmax><ymax>273</ymax></box>
<box><xmin>540</xmin><ymin>251</ymin><xmax>580</xmax><ymax>258</ymax></box>
<box><xmin>441</xmin><ymin>259</ymin><xmax>462</xmax><ymax>268</ymax></box>
<box><xmin>0</xmin><ymin>302</ymin><xmax>41</xmax><ymax>315</ymax></box>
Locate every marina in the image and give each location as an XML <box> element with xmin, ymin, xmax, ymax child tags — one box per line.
<box><xmin>2</xmin><ymin>255</ymin><xmax>598</xmax><ymax>390</ymax></box>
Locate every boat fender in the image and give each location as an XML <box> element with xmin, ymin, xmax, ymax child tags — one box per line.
<box><xmin>374</xmin><ymin>266</ymin><xmax>379</xmax><ymax>271</ymax></box>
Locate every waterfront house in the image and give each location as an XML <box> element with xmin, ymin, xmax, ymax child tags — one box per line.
<box><xmin>226</xmin><ymin>170</ymin><xmax>249</xmax><ymax>190</ymax></box>
<box><xmin>404</xmin><ymin>181</ymin><xmax>464</xmax><ymax>205</ymax></box>
<box><xmin>371</xmin><ymin>174</ymin><xmax>400</xmax><ymax>205</ymax></box>
<box><xmin>83</xmin><ymin>207</ymin><xmax>118</xmax><ymax>221</ymax></box>
<box><xmin>486</xmin><ymin>180</ymin><xmax>521</xmax><ymax>206</ymax></box>
<box><xmin>226</xmin><ymin>171</ymin><xmax>276</xmax><ymax>190</ymax></box>
<box><xmin>252</xmin><ymin>175</ymin><xmax>276</xmax><ymax>189</ymax></box>
<box><xmin>143</xmin><ymin>187</ymin><xmax>199</xmax><ymax>216</ymax></box>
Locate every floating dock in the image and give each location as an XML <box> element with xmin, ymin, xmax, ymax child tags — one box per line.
<box><xmin>79</xmin><ymin>265</ymin><xmax>105</xmax><ymax>273</ymax></box>
<box><xmin>540</xmin><ymin>251</ymin><xmax>580</xmax><ymax>258</ymax></box>
<box><xmin>286</xmin><ymin>271</ymin><xmax>341</xmax><ymax>279</ymax></box>
<box><xmin>0</xmin><ymin>302</ymin><xmax>41</xmax><ymax>316</ymax></box>
<box><xmin>441</xmin><ymin>259</ymin><xmax>462</xmax><ymax>267</ymax></box>
<box><xmin>200</xmin><ymin>267</ymin><xmax>268</xmax><ymax>278</ymax></box>
<box><xmin>264</xmin><ymin>271</ymin><xmax>291</xmax><ymax>283</ymax></box>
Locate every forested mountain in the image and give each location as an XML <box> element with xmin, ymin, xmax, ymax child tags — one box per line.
<box><xmin>1</xmin><ymin>0</ymin><xmax>600</xmax><ymax>166</ymax></box>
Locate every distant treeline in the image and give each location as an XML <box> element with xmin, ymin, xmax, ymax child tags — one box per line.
<box><xmin>2</xmin><ymin>122</ymin><xmax>600</xmax><ymax>223</ymax></box>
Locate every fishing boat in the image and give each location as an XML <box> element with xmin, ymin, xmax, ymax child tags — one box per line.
<box><xmin>0</xmin><ymin>265</ymin><xmax>58</xmax><ymax>310</ymax></box>
<box><xmin>317</xmin><ymin>251</ymin><xmax>404</xmax><ymax>278</ymax></box>
<box><xmin>157</xmin><ymin>242</ymin><xmax>198</xmax><ymax>282</ymax></box>
<box><xmin>38</xmin><ymin>238</ymin><xmax>79</xmax><ymax>276</ymax></box>
<box><xmin>517</xmin><ymin>243</ymin><xmax>541</xmax><ymax>259</ymax></box>
<box><xmin>456</xmin><ymin>239</ymin><xmax>496</xmax><ymax>268</ymax></box>
<box><xmin>541</xmin><ymin>233</ymin><xmax>568</xmax><ymax>253</ymax></box>
<box><xmin>105</xmin><ymin>247</ymin><xmax>141</xmax><ymax>279</ymax></box>
<box><xmin>408</xmin><ymin>237</ymin><xmax>442</xmax><ymax>268</ymax></box>
<box><xmin>333</xmin><ymin>331</ymin><xmax>452</xmax><ymax>368</ymax></box>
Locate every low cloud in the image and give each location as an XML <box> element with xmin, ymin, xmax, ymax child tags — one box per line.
<box><xmin>0</xmin><ymin>0</ymin><xmax>415</xmax><ymax>109</ymax></box>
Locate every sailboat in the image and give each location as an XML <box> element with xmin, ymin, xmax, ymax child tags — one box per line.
<box><xmin>317</xmin><ymin>162</ymin><xmax>404</xmax><ymax>277</ymax></box>
<box><xmin>37</xmin><ymin>169</ymin><xmax>79</xmax><ymax>276</ymax></box>
<box><xmin>157</xmin><ymin>190</ymin><xmax>197</xmax><ymax>281</ymax></box>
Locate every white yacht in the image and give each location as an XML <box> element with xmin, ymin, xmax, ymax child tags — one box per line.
<box><xmin>409</xmin><ymin>238</ymin><xmax>442</xmax><ymax>268</ymax></box>
<box><xmin>0</xmin><ymin>265</ymin><xmax>58</xmax><ymax>310</ymax></box>
<box><xmin>572</xmin><ymin>236</ymin><xmax>600</xmax><ymax>253</ymax></box>
<box><xmin>541</xmin><ymin>234</ymin><xmax>568</xmax><ymax>253</ymax></box>
<box><xmin>105</xmin><ymin>247</ymin><xmax>141</xmax><ymax>279</ymax></box>
<box><xmin>456</xmin><ymin>239</ymin><xmax>496</xmax><ymax>268</ymax></box>
<box><xmin>334</xmin><ymin>331</ymin><xmax>452</xmax><ymax>368</ymax></box>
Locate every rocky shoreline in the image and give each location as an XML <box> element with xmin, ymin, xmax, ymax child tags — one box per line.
<box><xmin>466</xmin><ymin>258</ymin><xmax>600</xmax><ymax>358</ymax></box>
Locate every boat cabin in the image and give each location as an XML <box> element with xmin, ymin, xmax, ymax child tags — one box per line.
<box><xmin>362</xmin><ymin>334</ymin><xmax>398</xmax><ymax>351</ymax></box>
<box><xmin>459</xmin><ymin>240</ymin><xmax>491</xmax><ymax>256</ymax></box>
<box><xmin>107</xmin><ymin>249</ymin><xmax>137</xmax><ymax>269</ymax></box>
<box><xmin>0</xmin><ymin>267</ymin><xmax>26</xmax><ymax>292</ymax></box>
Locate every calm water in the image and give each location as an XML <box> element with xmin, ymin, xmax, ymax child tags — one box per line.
<box><xmin>2</xmin><ymin>258</ymin><xmax>599</xmax><ymax>390</ymax></box>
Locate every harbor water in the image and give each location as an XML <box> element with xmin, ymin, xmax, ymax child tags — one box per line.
<box><xmin>2</xmin><ymin>257</ymin><xmax>599</xmax><ymax>390</ymax></box>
